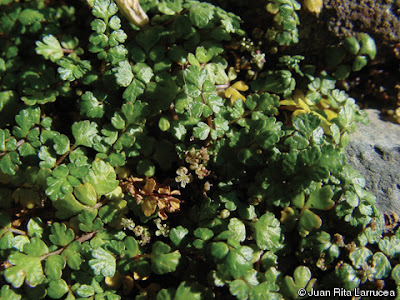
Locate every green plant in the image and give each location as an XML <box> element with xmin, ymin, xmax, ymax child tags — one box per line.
<box><xmin>325</xmin><ymin>33</ymin><xmax>377</xmax><ymax>80</ymax></box>
<box><xmin>0</xmin><ymin>0</ymin><xmax>399</xmax><ymax>299</ymax></box>
<box><xmin>265</xmin><ymin>0</ymin><xmax>301</xmax><ymax>46</ymax></box>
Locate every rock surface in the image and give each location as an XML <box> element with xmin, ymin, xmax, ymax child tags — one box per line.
<box><xmin>346</xmin><ymin>109</ymin><xmax>400</xmax><ymax>215</ymax></box>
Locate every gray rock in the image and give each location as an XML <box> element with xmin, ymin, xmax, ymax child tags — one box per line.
<box><xmin>346</xmin><ymin>109</ymin><xmax>400</xmax><ymax>215</ymax></box>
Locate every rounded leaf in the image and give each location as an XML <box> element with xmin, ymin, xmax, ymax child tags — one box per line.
<box><xmin>373</xmin><ymin>252</ymin><xmax>391</xmax><ymax>279</ymax></box>
<box><xmin>47</xmin><ymin>279</ymin><xmax>68</xmax><ymax>299</ymax></box>
<box><xmin>299</xmin><ymin>209</ymin><xmax>322</xmax><ymax>234</ymax></box>
<box><xmin>254</xmin><ymin>212</ymin><xmax>284</xmax><ymax>251</ymax></box>
<box><xmin>89</xmin><ymin>247</ymin><xmax>116</xmax><ymax>277</ymax></box>
<box><xmin>358</xmin><ymin>33</ymin><xmax>377</xmax><ymax>60</ymax></box>
<box><xmin>158</xmin><ymin>117</ymin><xmax>170</xmax><ymax>131</ymax></box>
<box><xmin>151</xmin><ymin>241</ymin><xmax>181</xmax><ymax>275</ymax></box>
<box><xmin>85</xmin><ymin>160</ymin><xmax>119</xmax><ymax>196</ymax></box>
<box><xmin>352</xmin><ymin>55</ymin><xmax>368</xmax><ymax>72</ymax></box>
<box><xmin>344</xmin><ymin>36</ymin><xmax>360</xmax><ymax>55</ymax></box>
<box><xmin>210</xmin><ymin>242</ymin><xmax>229</xmax><ymax>259</ymax></box>
<box><xmin>74</xmin><ymin>182</ymin><xmax>97</xmax><ymax>206</ymax></box>
<box><xmin>136</xmin><ymin>159</ymin><xmax>155</xmax><ymax>177</ymax></box>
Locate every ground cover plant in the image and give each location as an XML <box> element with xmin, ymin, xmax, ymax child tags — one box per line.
<box><xmin>1</xmin><ymin>0</ymin><xmax>400</xmax><ymax>299</ymax></box>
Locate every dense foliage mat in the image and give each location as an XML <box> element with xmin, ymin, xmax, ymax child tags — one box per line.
<box><xmin>1</xmin><ymin>0</ymin><xmax>399</xmax><ymax>299</ymax></box>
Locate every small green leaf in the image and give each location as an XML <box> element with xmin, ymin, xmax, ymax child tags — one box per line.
<box><xmin>254</xmin><ymin>212</ymin><xmax>284</xmax><ymax>252</ymax></box>
<box><xmin>38</xmin><ymin>146</ymin><xmax>57</xmax><ymax>169</ymax></box>
<box><xmin>12</xmin><ymin>236</ymin><xmax>30</xmax><ymax>252</ymax></box>
<box><xmin>169</xmin><ymin>226</ymin><xmax>189</xmax><ymax>247</ymax></box>
<box><xmin>379</xmin><ymin>235</ymin><xmax>400</xmax><ymax>258</ymax></box>
<box><xmin>281</xmin><ymin>266</ymin><xmax>315</xmax><ymax>299</ymax></box>
<box><xmin>45</xmin><ymin>255</ymin><xmax>66</xmax><ymax>280</ymax></box>
<box><xmin>352</xmin><ymin>55</ymin><xmax>368</xmax><ymax>72</ymax></box>
<box><xmin>0</xmin><ymin>285</ymin><xmax>21</xmax><ymax>300</ymax></box>
<box><xmin>62</xmin><ymin>241</ymin><xmax>82</xmax><ymax>270</ymax></box>
<box><xmin>13</xmin><ymin>106</ymin><xmax>41</xmax><ymax>138</ymax></box>
<box><xmin>337</xmin><ymin>103</ymin><xmax>356</xmax><ymax>129</ymax></box>
<box><xmin>18</xmin><ymin>142</ymin><xmax>35</xmax><ymax>158</ymax></box>
<box><xmin>123</xmin><ymin>78</ymin><xmax>145</xmax><ymax>102</ymax></box>
<box><xmin>53</xmin><ymin>134</ymin><xmax>70</xmax><ymax>155</ymax></box>
<box><xmin>224</xmin><ymin>246</ymin><xmax>253</xmax><ymax>278</ymax></box>
<box><xmin>211</xmin><ymin>118</ymin><xmax>229</xmax><ymax>140</ymax></box>
<box><xmin>284</xmin><ymin>132</ymin><xmax>309</xmax><ymax>150</ymax></box>
<box><xmin>113</xmin><ymin>60</ymin><xmax>133</xmax><ymax>87</ymax></box>
<box><xmin>158</xmin><ymin>117</ymin><xmax>170</xmax><ymax>131</ymax></box>
<box><xmin>35</xmin><ymin>35</ymin><xmax>63</xmax><ymax>62</ymax></box>
<box><xmin>358</xmin><ymin>33</ymin><xmax>376</xmax><ymax>60</ymax></box>
<box><xmin>210</xmin><ymin>242</ymin><xmax>229</xmax><ymax>259</ymax></box>
<box><xmin>108</xmin><ymin>44</ymin><xmax>128</xmax><ymax>64</ymax></box>
<box><xmin>89</xmin><ymin>247</ymin><xmax>116</xmax><ymax>277</ymax></box>
<box><xmin>17</xmin><ymin>8</ymin><xmax>42</xmax><ymax>25</ymax></box>
<box><xmin>121</xmin><ymin>101</ymin><xmax>147</xmax><ymax>126</ymax></box>
<box><xmin>0</xmin><ymin>231</ymin><xmax>14</xmax><ymax>250</ymax></box>
<box><xmin>292</xmin><ymin>192</ymin><xmax>305</xmax><ymax>209</ymax></box>
<box><xmin>299</xmin><ymin>209</ymin><xmax>322</xmax><ymax>234</ymax></box>
<box><xmin>190</xmin><ymin>3</ymin><xmax>215</xmax><ymax>29</ymax></box>
<box><xmin>92</xmin><ymin>0</ymin><xmax>118</xmax><ymax>20</ymax></box>
<box><xmin>27</xmin><ymin>217</ymin><xmax>44</xmax><ymax>238</ymax></box>
<box><xmin>194</xmin><ymin>228</ymin><xmax>214</xmax><ymax>241</ymax></box>
<box><xmin>47</xmin><ymin>279</ymin><xmax>68</xmax><ymax>299</ymax></box>
<box><xmin>156</xmin><ymin>288</ymin><xmax>175</xmax><ymax>300</ymax></box>
<box><xmin>91</xmin><ymin>19</ymin><xmax>107</xmax><ymax>33</ymax></box>
<box><xmin>228</xmin><ymin>218</ymin><xmax>246</xmax><ymax>242</ymax></box>
<box><xmin>108</xmin><ymin>15</ymin><xmax>121</xmax><ymax>30</ymax></box>
<box><xmin>72</xmin><ymin>120</ymin><xmax>98</xmax><ymax>147</ymax></box>
<box><xmin>78</xmin><ymin>209</ymin><xmax>103</xmax><ymax>232</ymax></box>
<box><xmin>85</xmin><ymin>160</ymin><xmax>118</xmax><ymax>197</ymax></box>
<box><xmin>23</xmin><ymin>237</ymin><xmax>49</xmax><ymax>256</ymax></box>
<box><xmin>349</xmin><ymin>246</ymin><xmax>373</xmax><ymax>269</ymax></box>
<box><xmin>124</xmin><ymin>236</ymin><xmax>139</xmax><ymax>257</ymax></box>
<box><xmin>195</xmin><ymin>46</ymin><xmax>213</xmax><ymax>63</ymax></box>
<box><xmin>74</xmin><ymin>182</ymin><xmax>97</xmax><ymax>206</ymax></box>
<box><xmin>392</xmin><ymin>264</ymin><xmax>400</xmax><ymax>285</ymax></box>
<box><xmin>305</xmin><ymin>185</ymin><xmax>334</xmax><ymax>210</ymax></box>
<box><xmin>151</xmin><ymin>241</ymin><xmax>181</xmax><ymax>275</ymax></box>
<box><xmin>53</xmin><ymin>193</ymin><xmax>86</xmax><ymax>219</ymax></box>
<box><xmin>5</xmin><ymin>253</ymin><xmax>45</xmax><ymax>288</ymax></box>
<box><xmin>76</xmin><ymin>284</ymin><xmax>95</xmax><ymax>297</ymax></box>
<box><xmin>79</xmin><ymin>91</ymin><xmax>105</xmax><ymax>118</ymax></box>
<box><xmin>174</xmin><ymin>281</ymin><xmax>211</xmax><ymax>299</ymax></box>
<box><xmin>171</xmin><ymin>123</ymin><xmax>187</xmax><ymax>141</ymax></box>
<box><xmin>188</xmin><ymin>53</ymin><xmax>200</xmax><ymax>67</ymax></box>
<box><xmin>229</xmin><ymin>279</ymin><xmax>251</xmax><ymax>300</ymax></box>
<box><xmin>136</xmin><ymin>159</ymin><xmax>155</xmax><ymax>177</ymax></box>
<box><xmin>45</xmin><ymin>165</ymin><xmax>73</xmax><ymax>201</ymax></box>
<box><xmin>330</xmin><ymin>123</ymin><xmax>340</xmax><ymax>144</ymax></box>
<box><xmin>373</xmin><ymin>252</ymin><xmax>391</xmax><ymax>279</ymax></box>
<box><xmin>111</xmin><ymin>112</ymin><xmax>126</xmax><ymax>130</ymax></box>
<box><xmin>158</xmin><ymin>0</ymin><xmax>182</xmax><ymax>15</ymax></box>
<box><xmin>344</xmin><ymin>36</ymin><xmax>360</xmax><ymax>55</ymax></box>
<box><xmin>0</xmin><ymin>152</ymin><xmax>21</xmax><ymax>175</ymax></box>
<box><xmin>335</xmin><ymin>263</ymin><xmax>360</xmax><ymax>290</ymax></box>
<box><xmin>193</xmin><ymin>122</ymin><xmax>210</xmax><ymax>140</ymax></box>
<box><xmin>57</xmin><ymin>57</ymin><xmax>91</xmax><ymax>81</ymax></box>
<box><xmin>132</xmin><ymin>62</ymin><xmax>153</xmax><ymax>84</ymax></box>
<box><xmin>109</xmin><ymin>29</ymin><xmax>127</xmax><ymax>46</ymax></box>
<box><xmin>136</xmin><ymin>26</ymin><xmax>161</xmax><ymax>52</ymax></box>
<box><xmin>292</xmin><ymin>113</ymin><xmax>320</xmax><ymax>137</ymax></box>
<box><xmin>49</xmin><ymin>222</ymin><xmax>75</xmax><ymax>247</ymax></box>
